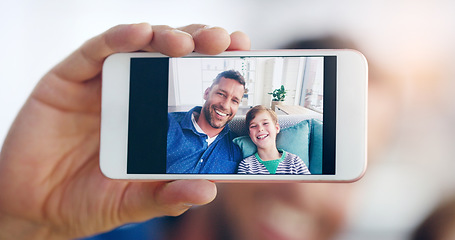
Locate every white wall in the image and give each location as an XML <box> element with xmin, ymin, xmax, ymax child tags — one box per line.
<box><xmin>170</xmin><ymin>58</ymin><xmax>204</xmax><ymax>106</ymax></box>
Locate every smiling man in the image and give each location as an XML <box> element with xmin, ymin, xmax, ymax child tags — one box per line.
<box><xmin>167</xmin><ymin>70</ymin><xmax>246</xmax><ymax>174</ymax></box>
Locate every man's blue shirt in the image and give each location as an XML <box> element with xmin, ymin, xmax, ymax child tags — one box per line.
<box><xmin>167</xmin><ymin>106</ymin><xmax>242</xmax><ymax>173</ymax></box>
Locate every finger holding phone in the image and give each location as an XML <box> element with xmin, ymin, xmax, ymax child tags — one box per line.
<box><xmin>0</xmin><ymin>23</ymin><xmax>250</xmax><ymax>240</ymax></box>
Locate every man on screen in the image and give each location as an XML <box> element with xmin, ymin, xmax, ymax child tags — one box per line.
<box><xmin>167</xmin><ymin>70</ymin><xmax>245</xmax><ymax>173</ymax></box>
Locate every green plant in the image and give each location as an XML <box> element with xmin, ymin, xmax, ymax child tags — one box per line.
<box><xmin>269</xmin><ymin>85</ymin><xmax>287</xmax><ymax>101</ymax></box>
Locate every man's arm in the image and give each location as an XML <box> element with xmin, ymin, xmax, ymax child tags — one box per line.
<box><xmin>0</xmin><ymin>23</ymin><xmax>250</xmax><ymax>240</ymax></box>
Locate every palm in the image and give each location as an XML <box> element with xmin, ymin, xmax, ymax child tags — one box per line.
<box><xmin>1</xmin><ymin>70</ymin><xmax>133</xmax><ymax>236</ymax></box>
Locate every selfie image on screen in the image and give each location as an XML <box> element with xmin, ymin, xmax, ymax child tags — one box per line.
<box><xmin>127</xmin><ymin>56</ymin><xmax>336</xmax><ymax>175</ymax></box>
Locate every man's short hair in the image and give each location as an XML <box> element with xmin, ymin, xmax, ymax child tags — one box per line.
<box><xmin>212</xmin><ymin>70</ymin><xmax>246</xmax><ymax>88</ymax></box>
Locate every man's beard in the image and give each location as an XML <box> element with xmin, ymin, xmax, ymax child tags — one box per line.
<box><xmin>202</xmin><ymin>103</ymin><xmax>233</xmax><ymax>129</ymax></box>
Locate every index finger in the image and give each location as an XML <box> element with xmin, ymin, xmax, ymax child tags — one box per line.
<box><xmin>52</xmin><ymin>23</ymin><xmax>251</xmax><ymax>83</ymax></box>
<box><xmin>51</xmin><ymin>23</ymin><xmax>153</xmax><ymax>82</ymax></box>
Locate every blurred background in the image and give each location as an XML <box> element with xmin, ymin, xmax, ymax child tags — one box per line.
<box><xmin>1</xmin><ymin>0</ymin><xmax>455</xmax><ymax>239</ymax></box>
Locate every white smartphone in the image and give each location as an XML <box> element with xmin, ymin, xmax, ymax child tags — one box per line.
<box><xmin>100</xmin><ymin>50</ymin><xmax>367</xmax><ymax>182</ymax></box>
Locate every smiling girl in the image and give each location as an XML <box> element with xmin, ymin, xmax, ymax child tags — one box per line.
<box><xmin>237</xmin><ymin>105</ymin><xmax>311</xmax><ymax>174</ymax></box>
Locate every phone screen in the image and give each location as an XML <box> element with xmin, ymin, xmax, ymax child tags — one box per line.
<box><xmin>126</xmin><ymin>55</ymin><xmax>336</xmax><ymax>175</ymax></box>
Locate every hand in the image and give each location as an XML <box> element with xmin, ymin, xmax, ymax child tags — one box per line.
<box><xmin>0</xmin><ymin>23</ymin><xmax>250</xmax><ymax>240</ymax></box>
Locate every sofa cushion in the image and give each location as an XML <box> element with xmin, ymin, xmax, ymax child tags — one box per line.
<box><xmin>233</xmin><ymin>120</ymin><xmax>310</xmax><ymax>168</ymax></box>
<box><xmin>309</xmin><ymin>119</ymin><xmax>323</xmax><ymax>174</ymax></box>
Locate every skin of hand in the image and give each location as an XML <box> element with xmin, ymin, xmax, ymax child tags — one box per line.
<box><xmin>0</xmin><ymin>23</ymin><xmax>250</xmax><ymax>240</ymax></box>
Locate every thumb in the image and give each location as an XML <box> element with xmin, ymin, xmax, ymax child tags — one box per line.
<box><xmin>119</xmin><ymin>180</ymin><xmax>217</xmax><ymax>222</ymax></box>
